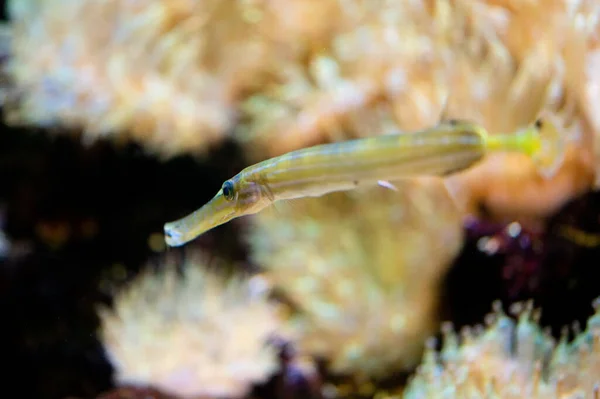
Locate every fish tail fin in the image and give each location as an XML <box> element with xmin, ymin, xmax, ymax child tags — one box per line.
<box><xmin>484</xmin><ymin>112</ymin><xmax>566</xmax><ymax>179</ymax></box>
<box><xmin>529</xmin><ymin>111</ymin><xmax>566</xmax><ymax>179</ymax></box>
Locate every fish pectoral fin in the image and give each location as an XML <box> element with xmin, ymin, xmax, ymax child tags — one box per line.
<box><xmin>269</xmin><ymin>201</ymin><xmax>284</xmax><ymax>218</ymax></box>
<box><xmin>377</xmin><ymin>180</ymin><xmax>399</xmax><ymax>191</ymax></box>
<box><xmin>268</xmin><ymin>197</ymin><xmax>304</xmax><ymax>219</ymax></box>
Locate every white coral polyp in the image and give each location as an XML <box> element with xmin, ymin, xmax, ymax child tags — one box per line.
<box><xmin>98</xmin><ymin>256</ymin><xmax>284</xmax><ymax>399</ymax></box>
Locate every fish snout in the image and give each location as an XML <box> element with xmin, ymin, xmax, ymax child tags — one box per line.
<box><xmin>164</xmin><ymin>224</ymin><xmax>185</xmax><ymax>247</ymax></box>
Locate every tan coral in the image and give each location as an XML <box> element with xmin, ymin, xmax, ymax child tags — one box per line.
<box><xmin>241</xmin><ymin>0</ymin><xmax>597</xmax><ymax>220</ymax></box>
<box><xmin>445</xmin><ymin>112</ymin><xmax>596</xmax><ymax>223</ymax></box>
<box><xmin>238</xmin><ymin>0</ymin><xmax>453</xmax><ymax>158</ymax></box>
<box><xmin>246</xmin><ymin>179</ymin><xmax>464</xmax><ymax>377</ymax></box>
<box><xmin>403</xmin><ymin>298</ymin><xmax>600</xmax><ymax>398</ymax></box>
<box><xmin>3</xmin><ymin>0</ymin><xmax>274</xmax><ymax>157</ymax></box>
<box><xmin>97</xmin><ymin>253</ymin><xmax>287</xmax><ymax>399</ymax></box>
<box><xmin>238</xmin><ymin>0</ymin><xmax>582</xmax><ymax>150</ymax></box>
<box><xmin>441</xmin><ymin>0</ymin><xmax>599</xmax><ymax>220</ymax></box>
<box><xmin>466</xmin><ymin>0</ymin><xmax>600</xmax><ymax>139</ymax></box>
<box><xmin>2</xmin><ymin>0</ymin><xmax>598</xmax><ymax>217</ymax></box>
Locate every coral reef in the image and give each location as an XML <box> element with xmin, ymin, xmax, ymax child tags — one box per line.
<box><xmin>2</xmin><ymin>1</ymin><xmax>600</xmax><ymax>398</ymax></box>
<box><xmin>246</xmin><ymin>179</ymin><xmax>463</xmax><ymax>377</ymax></box>
<box><xmin>98</xmin><ymin>253</ymin><xmax>288</xmax><ymax>399</ymax></box>
<box><xmin>438</xmin><ymin>0</ymin><xmax>599</xmax><ymax>219</ymax></box>
<box><xmin>404</xmin><ymin>298</ymin><xmax>600</xmax><ymax>398</ymax></box>
<box><xmin>2</xmin><ymin>0</ymin><xmax>597</xmax><ymax>216</ymax></box>
<box><xmin>445</xmin><ymin>113</ymin><xmax>595</xmax><ymax>223</ymax></box>
<box><xmin>2</xmin><ymin>0</ymin><xmax>273</xmax><ymax>157</ymax></box>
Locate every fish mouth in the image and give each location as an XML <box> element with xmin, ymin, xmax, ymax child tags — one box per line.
<box><xmin>164</xmin><ymin>224</ymin><xmax>186</xmax><ymax>247</ymax></box>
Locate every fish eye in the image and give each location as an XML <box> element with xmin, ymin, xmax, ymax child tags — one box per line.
<box><xmin>534</xmin><ymin>119</ymin><xmax>544</xmax><ymax>129</ymax></box>
<box><xmin>222</xmin><ymin>180</ymin><xmax>235</xmax><ymax>201</ymax></box>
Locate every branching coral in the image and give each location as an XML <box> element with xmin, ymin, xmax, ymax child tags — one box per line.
<box><xmin>97</xmin><ymin>253</ymin><xmax>287</xmax><ymax>399</ymax></box>
<box><xmin>404</xmin><ymin>298</ymin><xmax>600</xmax><ymax>398</ymax></box>
<box><xmin>246</xmin><ymin>180</ymin><xmax>464</xmax><ymax>377</ymax></box>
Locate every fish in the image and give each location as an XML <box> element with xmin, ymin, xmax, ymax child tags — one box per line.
<box><xmin>164</xmin><ymin>118</ymin><xmax>565</xmax><ymax>247</ymax></box>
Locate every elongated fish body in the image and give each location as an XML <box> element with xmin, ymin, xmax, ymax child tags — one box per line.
<box><xmin>164</xmin><ymin>119</ymin><xmax>564</xmax><ymax>247</ymax></box>
<box><xmin>242</xmin><ymin>123</ymin><xmax>485</xmax><ymax>201</ymax></box>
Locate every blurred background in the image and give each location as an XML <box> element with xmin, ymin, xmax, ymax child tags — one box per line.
<box><xmin>1</xmin><ymin>1</ymin><xmax>600</xmax><ymax>398</ymax></box>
